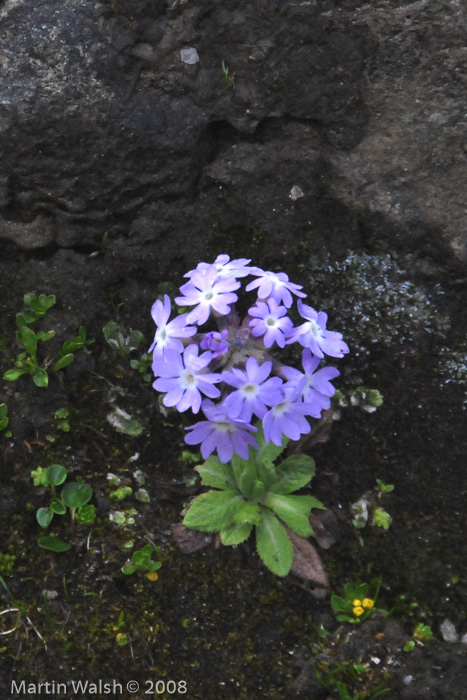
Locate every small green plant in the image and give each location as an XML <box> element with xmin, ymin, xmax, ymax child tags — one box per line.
<box><xmin>373</xmin><ymin>507</ymin><xmax>392</xmax><ymax>530</ymax></box>
<box><xmin>375</xmin><ymin>479</ymin><xmax>394</xmax><ymax>494</ymax></box>
<box><xmin>403</xmin><ymin>623</ymin><xmax>433</xmax><ymax>651</ymax></box>
<box><xmin>103</xmin><ymin>321</ymin><xmax>151</xmax><ymax>381</ymax></box>
<box><xmin>54</xmin><ymin>407</ymin><xmax>70</xmax><ymax>433</ymax></box>
<box><xmin>221</xmin><ymin>59</ymin><xmax>234</xmax><ymax>87</ymax></box>
<box><xmin>89</xmin><ymin>230</ymin><xmax>109</xmax><ymax>258</ymax></box>
<box><xmin>109</xmin><ymin>485</ymin><xmax>133</xmax><ymax>501</ymax></box>
<box><xmin>103</xmin><ymin>321</ymin><xmax>145</xmax><ymax>357</ymax></box>
<box><xmin>314</xmin><ymin>660</ymin><xmax>390</xmax><ymax>700</ymax></box>
<box><xmin>183</xmin><ymin>426</ymin><xmax>323</xmax><ymax>577</ymax></box>
<box><xmin>129</xmin><ymin>353</ymin><xmax>152</xmax><ymax>382</ymax></box>
<box><xmin>0</xmin><ymin>403</ymin><xmax>12</xmax><ymax>438</ymax></box>
<box><xmin>0</xmin><ymin>551</ymin><xmax>16</xmax><ymax>575</ymax></box>
<box><xmin>122</xmin><ymin>543</ymin><xmax>162</xmax><ymax>580</ymax></box>
<box><xmin>3</xmin><ymin>294</ymin><xmax>94</xmax><ymax>388</ymax></box>
<box><xmin>33</xmin><ymin>464</ymin><xmax>96</xmax><ymax>551</ymax></box>
<box><xmin>414</xmin><ymin>622</ymin><xmax>433</xmax><ymax>641</ymax></box>
<box><xmin>331</xmin><ymin>581</ymin><xmax>380</xmax><ymax>624</ymax></box>
<box><xmin>351</xmin><ymin>480</ymin><xmax>394</xmax><ymax>534</ymax></box>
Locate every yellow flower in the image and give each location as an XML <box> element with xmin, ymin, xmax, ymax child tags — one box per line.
<box><xmin>353</xmin><ymin>606</ymin><xmax>364</xmax><ymax>617</ymax></box>
<box><xmin>353</xmin><ymin>599</ymin><xmax>362</xmax><ymax>607</ymax></box>
<box><xmin>362</xmin><ymin>598</ymin><xmax>374</xmax><ymax>609</ymax></box>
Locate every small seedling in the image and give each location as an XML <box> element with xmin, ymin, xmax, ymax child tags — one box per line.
<box><xmin>376</xmin><ymin>479</ymin><xmax>394</xmax><ymax>494</ymax></box>
<box><xmin>3</xmin><ymin>294</ymin><xmax>94</xmax><ymax>388</ymax></box>
<box><xmin>54</xmin><ymin>407</ymin><xmax>71</xmax><ymax>433</ymax></box>
<box><xmin>122</xmin><ymin>543</ymin><xmax>162</xmax><ymax>580</ymax></box>
<box><xmin>0</xmin><ymin>403</ymin><xmax>12</xmax><ymax>438</ymax></box>
<box><xmin>413</xmin><ymin>623</ymin><xmax>433</xmax><ymax>642</ymax></box>
<box><xmin>221</xmin><ymin>59</ymin><xmax>234</xmax><ymax>87</ymax></box>
<box><xmin>373</xmin><ymin>507</ymin><xmax>392</xmax><ymax>530</ymax></box>
<box><xmin>33</xmin><ymin>464</ymin><xmax>95</xmax><ymax>551</ymax></box>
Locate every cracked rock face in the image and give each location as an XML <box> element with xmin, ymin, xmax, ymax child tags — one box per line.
<box><xmin>0</xmin><ymin>0</ymin><xmax>465</xmax><ymax>276</ymax></box>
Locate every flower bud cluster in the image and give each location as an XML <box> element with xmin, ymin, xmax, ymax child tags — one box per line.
<box><xmin>150</xmin><ymin>255</ymin><xmax>349</xmax><ymax>463</ymax></box>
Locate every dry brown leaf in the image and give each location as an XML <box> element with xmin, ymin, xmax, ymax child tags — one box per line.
<box><xmin>287</xmin><ymin>528</ymin><xmax>329</xmax><ymax>587</ymax></box>
<box><xmin>171</xmin><ymin>523</ymin><xmax>212</xmax><ymax>554</ymax></box>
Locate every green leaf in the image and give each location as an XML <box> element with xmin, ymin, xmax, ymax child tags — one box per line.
<box><xmin>36</xmin><ymin>507</ymin><xmax>54</xmax><ymax>528</ymax></box>
<box><xmin>220</xmin><ymin>522</ymin><xmax>253</xmax><ymax>546</ymax></box>
<box><xmin>122</xmin><ymin>564</ymin><xmax>136</xmax><ymax>575</ymax></box>
<box><xmin>255</xmin><ymin>458</ymin><xmax>278</xmax><ymax>491</ymax></box>
<box><xmin>269</xmin><ymin>454</ymin><xmax>315</xmax><ymax>495</ymax></box>
<box><xmin>50</xmin><ymin>353</ymin><xmax>74</xmax><ymax>372</ymax></box>
<box><xmin>233</xmin><ymin>502</ymin><xmax>262</xmax><ymax>525</ymax></box>
<box><xmin>36</xmin><ymin>330</ymin><xmax>55</xmax><ymax>342</ymax></box>
<box><xmin>148</xmin><ymin>561</ymin><xmax>162</xmax><ymax>572</ymax></box>
<box><xmin>231</xmin><ymin>454</ymin><xmax>256</xmax><ymax>498</ymax></box>
<box><xmin>254</xmin><ymin>423</ymin><xmax>289</xmax><ymax>465</ymax></box>
<box><xmin>15</xmin><ymin>311</ymin><xmax>34</xmax><ymax>330</ymax></box>
<box><xmin>61</xmin><ymin>482</ymin><xmax>92</xmax><ymax>510</ymax></box>
<box><xmin>183</xmin><ymin>490</ymin><xmax>244</xmax><ymax>533</ymax></box>
<box><xmin>195</xmin><ymin>456</ymin><xmax>237</xmax><ymax>490</ymax></box>
<box><xmin>344</xmin><ymin>581</ymin><xmax>369</xmax><ymax>601</ymax></box>
<box><xmin>37</xmin><ymin>536</ymin><xmax>71</xmax><ymax>552</ymax></box>
<box><xmin>255</xmin><ymin>510</ymin><xmax>293</xmax><ymax>577</ymax></box>
<box><xmin>263</xmin><ymin>493</ymin><xmax>315</xmax><ymax>537</ymax></box>
<box><xmin>21</xmin><ymin>326</ymin><xmax>38</xmax><ymax>356</ymax></box>
<box><xmin>50</xmin><ymin>498</ymin><xmax>66</xmax><ymax>515</ymax></box>
<box><xmin>331</xmin><ymin>595</ymin><xmax>354</xmax><ymax>614</ymax></box>
<box><xmin>3</xmin><ymin>367</ymin><xmax>28</xmax><ymax>381</ymax></box>
<box><xmin>45</xmin><ymin>464</ymin><xmax>68</xmax><ymax>486</ymax></box>
<box><xmin>32</xmin><ymin>367</ymin><xmax>49</xmax><ymax>387</ymax></box>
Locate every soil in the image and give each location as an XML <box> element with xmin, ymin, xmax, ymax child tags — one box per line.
<box><xmin>0</xmin><ymin>250</ymin><xmax>467</xmax><ymax>700</ymax></box>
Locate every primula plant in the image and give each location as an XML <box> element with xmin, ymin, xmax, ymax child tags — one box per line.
<box><xmin>149</xmin><ymin>255</ymin><xmax>349</xmax><ymax>577</ymax></box>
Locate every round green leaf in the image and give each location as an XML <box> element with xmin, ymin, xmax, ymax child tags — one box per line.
<box><xmin>50</xmin><ymin>498</ymin><xmax>66</xmax><ymax>515</ymax></box>
<box><xmin>45</xmin><ymin>464</ymin><xmax>68</xmax><ymax>486</ymax></box>
<box><xmin>61</xmin><ymin>482</ymin><xmax>92</xmax><ymax>510</ymax></box>
<box><xmin>32</xmin><ymin>367</ymin><xmax>49</xmax><ymax>387</ymax></box>
<box><xmin>36</xmin><ymin>507</ymin><xmax>54</xmax><ymax>528</ymax></box>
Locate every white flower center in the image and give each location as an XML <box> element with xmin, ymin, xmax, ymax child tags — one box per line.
<box><xmin>204</xmin><ymin>291</ymin><xmax>214</xmax><ymax>301</ymax></box>
<box><xmin>241</xmin><ymin>382</ymin><xmax>258</xmax><ymax>397</ymax></box>
<box><xmin>272</xmin><ymin>401</ymin><xmax>288</xmax><ymax>417</ymax></box>
<box><xmin>180</xmin><ymin>369</ymin><xmax>197</xmax><ymax>389</ymax></box>
<box><xmin>214</xmin><ymin>420</ymin><xmax>233</xmax><ymax>434</ymax></box>
<box><xmin>156</xmin><ymin>327</ymin><xmax>167</xmax><ymax>342</ymax></box>
<box><xmin>307</xmin><ymin>319</ymin><xmax>322</xmax><ymax>339</ymax></box>
<box><xmin>266</xmin><ymin>316</ymin><xmax>277</xmax><ymax>327</ymax></box>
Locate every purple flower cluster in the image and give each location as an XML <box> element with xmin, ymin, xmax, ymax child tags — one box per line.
<box><xmin>150</xmin><ymin>255</ymin><xmax>349</xmax><ymax>463</ymax></box>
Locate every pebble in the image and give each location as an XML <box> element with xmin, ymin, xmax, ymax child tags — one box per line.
<box><xmin>440</xmin><ymin>619</ymin><xmax>458</xmax><ymax>642</ymax></box>
<box><xmin>180</xmin><ymin>47</ymin><xmax>199</xmax><ymax>64</ymax></box>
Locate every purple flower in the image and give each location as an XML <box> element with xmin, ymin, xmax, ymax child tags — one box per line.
<box><xmin>149</xmin><ymin>295</ymin><xmax>196</xmax><ymax>356</ymax></box>
<box><xmin>185</xmin><ymin>400</ymin><xmax>258</xmax><ymax>463</ymax></box>
<box><xmin>248</xmin><ymin>298</ymin><xmax>293</xmax><ymax>348</ymax></box>
<box><xmin>200</xmin><ymin>330</ymin><xmax>230</xmax><ymax>358</ymax></box>
<box><xmin>175</xmin><ymin>268</ymin><xmax>240</xmax><ymax>325</ymax></box>
<box><xmin>152</xmin><ymin>344</ymin><xmax>221</xmax><ymax>413</ymax></box>
<box><xmin>186</xmin><ymin>254</ymin><xmax>254</xmax><ymax>280</ymax></box>
<box><xmin>221</xmin><ymin>357</ymin><xmax>284</xmax><ymax>422</ymax></box>
<box><xmin>282</xmin><ymin>349</ymin><xmax>340</xmax><ymax>413</ymax></box>
<box><xmin>262</xmin><ymin>384</ymin><xmax>321</xmax><ymax>446</ymax></box>
<box><xmin>287</xmin><ymin>300</ymin><xmax>349</xmax><ymax>358</ymax></box>
<box><xmin>246</xmin><ymin>270</ymin><xmax>306</xmax><ymax>308</ymax></box>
